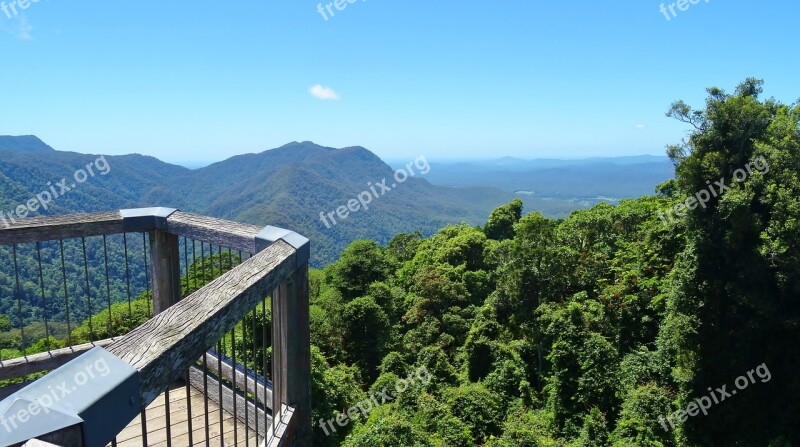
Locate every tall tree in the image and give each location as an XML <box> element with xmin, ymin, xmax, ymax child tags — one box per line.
<box><xmin>664</xmin><ymin>79</ymin><xmax>800</xmax><ymax>445</ymax></box>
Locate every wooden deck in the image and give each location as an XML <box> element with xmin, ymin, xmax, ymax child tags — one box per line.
<box><xmin>112</xmin><ymin>382</ymin><xmax>261</xmax><ymax>447</ymax></box>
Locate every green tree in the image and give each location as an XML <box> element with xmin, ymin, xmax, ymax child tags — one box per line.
<box><xmin>342</xmin><ymin>296</ymin><xmax>392</xmax><ymax>382</ymax></box>
<box><xmin>484</xmin><ymin>199</ymin><xmax>524</xmax><ymax>241</ymax></box>
<box><xmin>663</xmin><ymin>79</ymin><xmax>800</xmax><ymax>445</ymax></box>
<box><xmin>445</xmin><ymin>383</ymin><xmax>504</xmax><ymax>444</ymax></box>
<box><xmin>311</xmin><ymin>345</ymin><xmax>365</xmax><ymax>446</ymax></box>
<box><xmin>325</xmin><ymin>240</ymin><xmax>394</xmax><ymax>301</ymax></box>
<box><xmin>578</xmin><ymin>408</ymin><xmax>610</xmax><ymax>447</ymax></box>
<box><xmin>342</xmin><ymin>406</ymin><xmax>434</xmax><ymax>447</ymax></box>
<box><xmin>610</xmin><ymin>383</ymin><xmax>674</xmax><ymax>447</ymax></box>
<box><xmin>541</xmin><ymin>298</ymin><xmax>620</xmax><ymax>436</ymax></box>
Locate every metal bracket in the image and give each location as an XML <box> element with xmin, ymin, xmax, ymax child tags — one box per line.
<box><xmin>0</xmin><ymin>348</ymin><xmax>141</xmax><ymax>447</ymax></box>
<box><xmin>255</xmin><ymin>226</ymin><xmax>310</xmax><ymax>267</ymax></box>
<box><xmin>120</xmin><ymin>207</ymin><xmax>179</xmax><ymax>232</ymax></box>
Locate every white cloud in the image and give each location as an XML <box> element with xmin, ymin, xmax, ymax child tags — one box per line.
<box><xmin>635</xmin><ymin>124</ymin><xmax>647</xmax><ymax>129</ymax></box>
<box><xmin>0</xmin><ymin>15</ymin><xmax>34</xmax><ymax>40</ymax></box>
<box><xmin>309</xmin><ymin>84</ymin><xmax>339</xmax><ymax>100</ymax></box>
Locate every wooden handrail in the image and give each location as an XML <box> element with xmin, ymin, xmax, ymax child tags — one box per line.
<box><xmin>0</xmin><ymin>337</ymin><xmax>120</xmax><ymax>381</ymax></box>
<box><xmin>0</xmin><ymin>211</ymin><xmax>124</xmax><ymax>245</ymax></box>
<box><xmin>165</xmin><ymin>211</ymin><xmax>264</xmax><ymax>254</ymax></box>
<box><xmin>0</xmin><ymin>209</ymin><xmax>265</xmax><ymax>253</ymax></box>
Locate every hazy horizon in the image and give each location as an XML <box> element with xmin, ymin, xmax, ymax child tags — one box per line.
<box><xmin>0</xmin><ymin>134</ymin><xmax>671</xmax><ymax>170</ymax></box>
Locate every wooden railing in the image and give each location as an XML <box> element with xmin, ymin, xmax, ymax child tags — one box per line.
<box><xmin>0</xmin><ymin>208</ymin><xmax>311</xmax><ymax>447</ymax></box>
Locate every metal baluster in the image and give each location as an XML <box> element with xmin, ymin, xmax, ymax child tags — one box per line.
<box><xmin>143</xmin><ymin>233</ymin><xmax>151</xmax><ymax>317</ymax></box>
<box><xmin>268</xmin><ymin>297</ymin><xmax>275</xmax><ymax>433</ymax></box>
<box><xmin>12</xmin><ymin>245</ymin><xmax>25</xmax><ymax>353</ymax></box>
<box><xmin>231</xmin><ymin>326</ymin><xmax>238</xmax><ymax>447</ymax></box>
<box><xmin>186</xmin><ymin>369</ymin><xmax>194</xmax><ymax>446</ymax></box>
<box><xmin>59</xmin><ymin>240</ymin><xmax>73</xmax><ymax>347</ymax></box>
<box><xmin>183</xmin><ymin>237</ymin><xmax>189</xmax><ymax>293</ymax></box>
<box><xmin>201</xmin><ymin>242</ymin><xmax>205</xmax><ymax>288</ymax></box>
<box><xmin>35</xmin><ymin>242</ymin><xmax>51</xmax><ymax>351</ymax></box>
<box><xmin>165</xmin><ymin>385</ymin><xmax>173</xmax><ymax>446</ymax></box>
<box><xmin>209</xmin><ymin>242</ymin><xmax>214</xmax><ymax>280</ymax></box>
<box><xmin>204</xmin><ymin>351</ymin><xmax>211</xmax><ymax>447</ymax></box>
<box><xmin>243</xmin><ymin>313</ymin><xmax>249</xmax><ymax>447</ymax></box>
<box><xmin>218</xmin><ymin>246</ymin><xmax>223</xmax><ymax>277</ymax></box>
<box><xmin>273</xmin><ymin>282</ymin><xmax>283</xmax><ymax>433</ymax></box>
<box><xmin>218</xmin><ymin>341</ymin><xmax>224</xmax><ymax>447</ymax></box>
<box><xmin>191</xmin><ymin>239</ymin><xmax>197</xmax><ymax>292</ymax></box>
<box><xmin>103</xmin><ymin>235</ymin><xmax>113</xmax><ymax>335</ymax></box>
<box><xmin>227</xmin><ymin>325</ymin><xmax>239</xmax><ymax>446</ymax></box>
<box><xmin>140</xmin><ymin>410</ymin><xmax>149</xmax><ymax>446</ymax></box>
<box><xmin>252</xmin><ymin>308</ymin><xmax>259</xmax><ymax>441</ymax></box>
<box><xmin>123</xmin><ymin>234</ymin><xmax>133</xmax><ymax>319</ymax></box>
<box><xmin>81</xmin><ymin>237</ymin><xmax>94</xmax><ymax>340</ymax></box>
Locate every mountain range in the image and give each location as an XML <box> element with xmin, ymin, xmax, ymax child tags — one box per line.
<box><xmin>0</xmin><ymin>136</ymin><xmax>674</xmax><ymax>265</ymax></box>
<box><xmin>0</xmin><ymin>137</ymin><xmax>515</xmax><ymax>265</ymax></box>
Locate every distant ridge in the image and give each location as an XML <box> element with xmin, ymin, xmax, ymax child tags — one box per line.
<box><xmin>0</xmin><ymin>136</ymin><xmax>675</xmax><ymax>265</ymax></box>
<box><xmin>0</xmin><ymin>135</ymin><xmax>56</xmax><ymax>153</ymax></box>
<box><xmin>0</xmin><ymin>138</ymin><xmax>513</xmax><ymax>266</ymax></box>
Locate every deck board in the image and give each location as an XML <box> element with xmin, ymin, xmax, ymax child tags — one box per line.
<box><xmin>110</xmin><ymin>382</ymin><xmax>262</xmax><ymax>447</ymax></box>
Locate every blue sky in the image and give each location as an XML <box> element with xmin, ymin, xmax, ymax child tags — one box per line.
<box><xmin>0</xmin><ymin>0</ymin><xmax>797</xmax><ymax>166</ymax></box>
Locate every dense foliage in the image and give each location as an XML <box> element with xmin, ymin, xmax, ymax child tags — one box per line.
<box><xmin>306</xmin><ymin>80</ymin><xmax>798</xmax><ymax>446</ymax></box>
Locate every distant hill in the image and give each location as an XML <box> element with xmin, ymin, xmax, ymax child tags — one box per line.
<box><xmin>0</xmin><ymin>148</ymin><xmax>190</xmax><ymax>217</ymax></box>
<box><xmin>0</xmin><ymin>137</ymin><xmax>512</xmax><ymax>266</ymax></box>
<box><xmin>417</xmin><ymin>155</ymin><xmax>674</xmax><ymax>214</ymax></box>
<box><xmin>0</xmin><ymin>135</ymin><xmax>55</xmax><ymax>153</ymax></box>
<box><xmin>168</xmin><ymin>141</ymin><xmax>514</xmax><ymax>264</ymax></box>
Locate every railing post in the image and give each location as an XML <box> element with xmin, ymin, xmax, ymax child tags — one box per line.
<box><xmin>150</xmin><ymin>229</ymin><xmax>181</xmax><ymax>314</ymax></box>
<box><xmin>120</xmin><ymin>207</ymin><xmax>181</xmax><ymax>315</ymax></box>
<box><xmin>273</xmin><ymin>264</ymin><xmax>311</xmax><ymax>446</ymax></box>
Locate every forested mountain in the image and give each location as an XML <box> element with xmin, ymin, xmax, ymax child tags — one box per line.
<box><xmin>0</xmin><ymin>138</ymin><xmax>676</xmax><ymax>265</ymax></box>
<box><xmin>0</xmin><ymin>135</ymin><xmax>55</xmax><ymax>153</ymax></box>
<box><xmin>0</xmin><ymin>150</ymin><xmax>188</xmax><ymax>216</ymax></box>
<box><xmin>170</xmin><ymin>142</ymin><xmax>515</xmax><ymax>265</ymax></box>
<box><xmin>0</xmin><ymin>140</ymin><xmax>512</xmax><ymax>266</ymax></box>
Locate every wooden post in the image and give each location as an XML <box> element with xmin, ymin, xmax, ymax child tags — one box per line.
<box><xmin>150</xmin><ymin>229</ymin><xmax>181</xmax><ymax>314</ymax></box>
<box><xmin>273</xmin><ymin>264</ymin><xmax>311</xmax><ymax>446</ymax></box>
